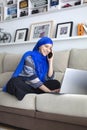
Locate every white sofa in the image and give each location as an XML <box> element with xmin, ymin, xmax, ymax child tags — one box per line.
<box><xmin>0</xmin><ymin>49</ymin><xmax>87</xmax><ymax>130</ymax></box>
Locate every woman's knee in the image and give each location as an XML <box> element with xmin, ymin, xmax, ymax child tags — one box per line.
<box><xmin>44</xmin><ymin>80</ymin><xmax>61</xmax><ymax>90</ymax></box>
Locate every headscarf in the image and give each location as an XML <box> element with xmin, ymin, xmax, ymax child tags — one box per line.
<box><xmin>3</xmin><ymin>37</ymin><xmax>53</xmax><ymax>92</ymax></box>
<box><xmin>33</xmin><ymin>36</ymin><xmax>53</xmax><ymax>51</ymax></box>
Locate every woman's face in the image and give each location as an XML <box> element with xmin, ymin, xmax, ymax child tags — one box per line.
<box><xmin>39</xmin><ymin>44</ymin><xmax>53</xmax><ymax>56</ymax></box>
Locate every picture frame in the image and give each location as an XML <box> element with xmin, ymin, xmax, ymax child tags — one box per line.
<box><xmin>19</xmin><ymin>0</ymin><xmax>28</xmax><ymax>9</ymax></box>
<box><xmin>29</xmin><ymin>21</ymin><xmax>53</xmax><ymax>40</ymax></box>
<box><xmin>55</xmin><ymin>21</ymin><xmax>73</xmax><ymax>38</ymax></box>
<box><xmin>50</xmin><ymin>0</ymin><xmax>59</xmax><ymax>6</ymax></box>
<box><xmin>14</xmin><ymin>28</ymin><xmax>28</xmax><ymax>42</ymax></box>
<box><xmin>7</xmin><ymin>5</ymin><xmax>17</xmax><ymax>18</ymax></box>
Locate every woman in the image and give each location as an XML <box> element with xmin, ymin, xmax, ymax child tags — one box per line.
<box><xmin>3</xmin><ymin>37</ymin><xmax>60</xmax><ymax>100</ymax></box>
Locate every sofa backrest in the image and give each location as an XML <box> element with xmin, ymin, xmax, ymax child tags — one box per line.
<box><xmin>0</xmin><ymin>53</ymin><xmax>22</xmax><ymax>89</ymax></box>
<box><xmin>3</xmin><ymin>53</ymin><xmax>22</xmax><ymax>73</ymax></box>
<box><xmin>68</xmin><ymin>49</ymin><xmax>87</xmax><ymax>70</ymax></box>
<box><xmin>0</xmin><ymin>48</ymin><xmax>87</xmax><ymax>89</ymax></box>
<box><xmin>53</xmin><ymin>50</ymin><xmax>70</xmax><ymax>82</ymax></box>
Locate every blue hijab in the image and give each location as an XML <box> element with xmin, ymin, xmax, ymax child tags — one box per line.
<box><xmin>3</xmin><ymin>37</ymin><xmax>53</xmax><ymax>92</ymax></box>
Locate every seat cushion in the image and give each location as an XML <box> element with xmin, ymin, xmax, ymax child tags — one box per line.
<box><xmin>0</xmin><ymin>92</ymin><xmax>36</xmax><ymax>110</ymax></box>
<box><xmin>0</xmin><ymin>72</ymin><xmax>13</xmax><ymax>89</ymax></box>
<box><xmin>36</xmin><ymin>93</ymin><xmax>87</xmax><ymax>117</ymax></box>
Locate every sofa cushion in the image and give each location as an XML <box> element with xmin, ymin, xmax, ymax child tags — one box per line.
<box><xmin>69</xmin><ymin>49</ymin><xmax>87</xmax><ymax>70</ymax></box>
<box><xmin>3</xmin><ymin>53</ymin><xmax>22</xmax><ymax>72</ymax></box>
<box><xmin>53</xmin><ymin>50</ymin><xmax>70</xmax><ymax>83</ymax></box>
<box><xmin>0</xmin><ymin>53</ymin><xmax>5</xmax><ymax>73</ymax></box>
<box><xmin>36</xmin><ymin>93</ymin><xmax>87</xmax><ymax>118</ymax></box>
<box><xmin>0</xmin><ymin>72</ymin><xmax>13</xmax><ymax>89</ymax></box>
<box><xmin>54</xmin><ymin>72</ymin><xmax>64</xmax><ymax>83</ymax></box>
<box><xmin>53</xmin><ymin>50</ymin><xmax>70</xmax><ymax>73</ymax></box>
<box><xmin>0</xmin><ymin>92</ymin><xmax>36</xmax><ymax>110</ymax></box>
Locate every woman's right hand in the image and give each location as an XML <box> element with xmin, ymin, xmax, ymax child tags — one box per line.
<box><xmin>51</xmin><ymin>89</ymin><xmax>60</xmax><ymax>93</ymax></box>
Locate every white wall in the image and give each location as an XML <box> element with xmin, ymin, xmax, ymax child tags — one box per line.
<box><xmin>0</xmin><ymin>5</ymin><xmax>87</xmax><ymax>53</ymax></box>
<box><xmin>0</xmin><ymin>37</ymin><xmax>87</xmax><ymax>54</ymax></box>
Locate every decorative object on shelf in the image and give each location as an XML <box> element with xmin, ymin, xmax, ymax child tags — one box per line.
<box><xmin>0</xmin><ymin>28</ymin><xmax>12</xmax><ymax>43</ymax></box>
<box><xmin>74</xmin><ymin>1</ymin><xmax>81</xmax><ymax>6</ymax></box>
<box><xmin>31</xmin><ymin>6</ymin><xmax>47</xmax><ymax>14</ymax></box>
<box><xmin>83</xmin><ymin>0</ymin><xmax>87</xmax><ymax>3</ymax></box>
<box><xmin>61</xmin><ymin>3</ymin><xmax>72</xmax><ymax>8</ymax></box>
<box><xmin>77</xmin><ymin>24</ymin><xmax>84</xmax><ymax>36</ymax></box>
<box><xmin>19</xmin><ymin>0</ymin><xmax>28</xmax><ymax>9</ymax></box>
<box><xmin>31</xmin><ymin>9</ymin><xmax>39</xmax><ymax>14</ymax></box>
<box><xmin>82</xmin><ymin>24</ymin><xmax>87</xmax><ymax>33</ymax></box>
<box><xmin>29</xmin><ymin>21</ymin><xmax>53</xmax><ymax>40</ymax></box>
<box><xmin>55</xmin><ymin>21</ymin><xmax>73</xmax><ymax>38</ymax></box>
<box><xmin>20</xmin><ymin>9</ymin><xmax>28</xmax><ymax>17</ymax></box>
<box><xmin>61</xmin><ymin>0</ymin><xmax>81</xmax><ymax>9</ymax></box>
<box><xmin>7</xmin><ymin>0</ymin><xmax>13</xmax><ymax>5</ymax></box>
<box><xmin>14</xmin><ymin>28</ymin><xmax>28</xmax><ymax>42</ymax></box>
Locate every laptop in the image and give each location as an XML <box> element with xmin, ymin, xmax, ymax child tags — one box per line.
<box><xmin>60</xmin><ymin>68</ymin><xmax>87</xmax><ymax>95</ymax></box>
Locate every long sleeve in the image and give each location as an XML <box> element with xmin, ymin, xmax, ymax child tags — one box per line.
<box><xmin>19</xmin><ymin>56</ymin><xmax>43</xmax><ymax>89</ymax></box>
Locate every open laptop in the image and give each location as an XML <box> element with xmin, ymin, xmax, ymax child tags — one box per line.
<box><xmin>60</xmin><ymin>68</ymin><xmax>87</xmax><ymax>95</ymax></box>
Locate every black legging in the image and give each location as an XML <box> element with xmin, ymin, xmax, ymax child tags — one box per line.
<box><xmin>6</xmin><ymin>76</ymin><xmax>61</xmax><ymax>100</ymax></box>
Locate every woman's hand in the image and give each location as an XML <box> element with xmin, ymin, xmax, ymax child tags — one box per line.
<box><xmin>47</xmin><ymin>52</ymin><xmax>53</xmax><ymax>62</ymax></box>
<box><xmin>51</xmin><ymin>89</ymin><xmax>60</xmax><ymax>93</ymax></box>
<box><xmin>47</xmin><ymin>52</ymin><xmax>54</xmax><ymax>77</ymax></box>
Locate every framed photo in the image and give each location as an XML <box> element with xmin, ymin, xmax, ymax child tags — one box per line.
<box><xmin>50</xmin><ymin>0</ymin><xmax>59</xmax><ymax>6</ymax></box>
<box><xmin>29</xmin><ymin>21</ymin><xmax>53</xmax><ymax>40</ymax></box>
<box><xmin>55</xmin><ymin>21</ymin><xmax>73</xmax><ymax>38</ymax></box>
<box><xmin>7</xmin><ymin>5</ymin><xmax>17</xmax><ymax>18</ymax></box>
<box><xmin>14</xmin><ymin>28</ymin><xmax>28</xmax><ymax>42</ymax></box>
<box><xmin>19</xmin><ymin>0</ymin><xmax>28</xmax><ymax>9</ymax></box>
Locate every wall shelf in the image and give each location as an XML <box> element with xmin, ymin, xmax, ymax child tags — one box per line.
<box><xmin>0</xmin><ymin>3</ymin><xmax>87</xmax><ymax>24</ymax></box>
<box><xmin>53</xmin><ymin>35</ymin><xmax>87</xmax><ymax>41</ymax></box>
<box><xmin>0</xmin><ymin>0</ymin><xmax>87</xmax><ymax>53</ymax></box>
<box><xmin>0</xmin><ymin>35</ymin><xmax>87</xmax><ymax>46</ymax></box>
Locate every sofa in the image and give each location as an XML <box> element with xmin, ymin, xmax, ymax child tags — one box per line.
<box><xmin>0</xmin><ymin>48</ymin><xmax>87</xmax><ymax>130</ymax></box>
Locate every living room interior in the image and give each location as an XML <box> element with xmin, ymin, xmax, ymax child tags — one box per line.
<box><xmin>0</xmin><ymin>0</ymin><xmax>87</xmax><ymax>130</ymax></box>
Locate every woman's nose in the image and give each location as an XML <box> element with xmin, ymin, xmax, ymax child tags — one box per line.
<box><xmin>47</xmin><ymin>49</ymin><xmax>51</xmax><ymax>53</ymax></box>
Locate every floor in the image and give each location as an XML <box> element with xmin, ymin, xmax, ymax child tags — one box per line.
<box><xmin>0</xmin><ymin>124</ymin><xmax>24</xmax><ymax>130</ymax></box>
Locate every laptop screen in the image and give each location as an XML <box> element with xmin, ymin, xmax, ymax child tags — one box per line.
<box><xmin>60</xmin><ymin>68</ymin><xmax>87</xmax><ymax>95</ymax></box>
